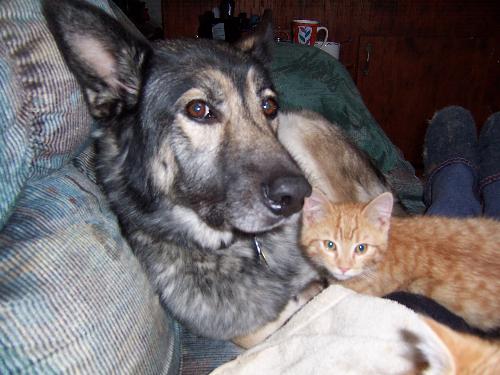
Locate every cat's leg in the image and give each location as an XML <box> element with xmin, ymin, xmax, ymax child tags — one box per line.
<box><xmin>479</xmin><ymin>112</ymin><xmax>500</xmax><ymax>220</ymax></box>
<box><xmin>423</xmin><ymin>106</ymin><xmax>481</xmax><ymax>218</ymax></box>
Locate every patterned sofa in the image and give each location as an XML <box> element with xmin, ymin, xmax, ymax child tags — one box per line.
<box><xmin>0</xmin><ymin>0</ymin><xmax>423</xmax><ymax>374</ymax></box>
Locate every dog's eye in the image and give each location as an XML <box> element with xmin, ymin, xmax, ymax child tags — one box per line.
<box><xmin>261</xmin><ymin>97</ymin><xmax>279</xmax><ymax>119</ymax></box>
<box><xmin>186</xmin><ymin>100</ymin><xmax>216</xmax><ymax>122</ymax></box>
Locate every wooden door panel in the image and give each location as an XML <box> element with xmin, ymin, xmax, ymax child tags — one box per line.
<box><xmin>356</xmin><ymin>35</ymin><xmax>500</xmax><ymax>169</ymax></box>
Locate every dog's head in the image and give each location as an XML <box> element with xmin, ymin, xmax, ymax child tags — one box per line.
<box><xmin>44</xmin><ymin>0</ymin><xmax>311</xmax><ymax>248</ymax></box>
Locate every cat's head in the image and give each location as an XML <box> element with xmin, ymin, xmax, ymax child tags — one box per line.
<box><xmin>301</xmin><ymin>191</ymin><xmax>393</xmax><ymax>281</ymax></box>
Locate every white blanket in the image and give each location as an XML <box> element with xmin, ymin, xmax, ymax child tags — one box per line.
<box><xmin>211</xmin><ymin>285</ymin><xmax>451</xmax><ymax>374</ymax></box>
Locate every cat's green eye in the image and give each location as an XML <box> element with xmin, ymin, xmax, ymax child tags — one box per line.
<box><xmin>355</xmin><ymin>243</ymin><xmax>367</xmax><ymax>254</ymax></box>
<box><xmin>324</xmin><ymin>240</ymin><xmax>336</xmax><ymax>251</ymax></box>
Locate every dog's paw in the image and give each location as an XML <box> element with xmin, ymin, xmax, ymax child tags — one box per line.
<box><xmin>234</xmin><ymin>281</ymin><xmax>326</xmax><ymax>349</ymax></box>
<box><xmin>294</xmin><ymin>280</ymin><xmax>326</xmax><ymax>304</ymax></box>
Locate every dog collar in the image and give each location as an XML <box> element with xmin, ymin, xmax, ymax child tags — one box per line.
<box><xmin>253</xmin><ymin>237</ymin><xmax>269</xmax><ymax>267</ymax></box>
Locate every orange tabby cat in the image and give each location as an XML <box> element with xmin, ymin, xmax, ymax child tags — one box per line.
<box><xmin>301</xmin><ymin>190</ymin><xmax>500</xmax><ymax>331</ymax></box>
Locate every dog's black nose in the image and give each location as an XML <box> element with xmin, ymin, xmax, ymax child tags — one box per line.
<box><xmin>262</xmin><ymin>176</ymin><xmax>312</xmax><ymax>217</ymax></box>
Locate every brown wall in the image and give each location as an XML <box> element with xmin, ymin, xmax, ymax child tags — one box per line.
<box><xmin>162</xmin><ymin>1</ymin><xmax>499</xmax><ymax>72</ymax></box>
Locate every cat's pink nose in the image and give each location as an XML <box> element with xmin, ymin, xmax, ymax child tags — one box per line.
<box><xmin>339</xmin><ymin>267</ymin><xmax>350</xmax><ymax>274</ymax></box>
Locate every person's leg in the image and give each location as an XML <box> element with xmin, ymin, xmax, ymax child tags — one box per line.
<box><xmin>392</xmin><ymin>107</ymin><xmax>482</xmax><ymax>334</ymax></box>
<box><xmin>423</xmin><ymin>106</ymin><xmax>481</xmax><ymax>217</ymax></box>
<box><xmin>479</xmin><ymin>112</ymin><xmax>500</xmax><ymax>220</ymax></box>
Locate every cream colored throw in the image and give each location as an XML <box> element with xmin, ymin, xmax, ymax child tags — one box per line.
<box><xmin>212</xmin><ymin>285</ymin><xmax>452</xmax><ymax>374</ymax></box>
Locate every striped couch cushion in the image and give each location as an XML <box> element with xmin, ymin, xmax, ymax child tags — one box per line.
<box><xmin>0</xmin><ymin>1</ymin><xmax>180</xmax><ymax>373</ymax></box>
<box><xmin>0</xmin><ymin>0</ymin><xmax>102</xmax><ymax>228</ymax></box>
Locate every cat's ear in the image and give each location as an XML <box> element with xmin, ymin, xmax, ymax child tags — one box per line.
<box><xmin>234</xmin><ymin>9</ymin><xmax>274</xmax><ymax>65</ymax></box>
<box><xmin>362</xmin><ymin>192</ymin><xmax>393</xmax><ymax>231</ymax></box>
<box><xmin>302</xmin><ymin>189</ymin><xmax>330</xmax><ymax>226</ymax></box>
<box><xmin>43</xmin><ymin>0</ymin><xmax>151</xmax><ymax>120</ymax></box>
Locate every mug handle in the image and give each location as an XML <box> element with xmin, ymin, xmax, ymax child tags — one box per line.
<box><xmin>317</xmin><ymin>27</ymin><xmax>329</xmax><ymax>47</ymax></box>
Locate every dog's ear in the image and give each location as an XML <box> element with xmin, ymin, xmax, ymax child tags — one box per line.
<box><xmin>235</xmin><ymin>9</ymin><xmax>274</xmax><ymax>65</ymax></box>
<box><xmin>43</xmin><ymin>0</ymin><xmax>151</xmax><ymax>120</ymax></box>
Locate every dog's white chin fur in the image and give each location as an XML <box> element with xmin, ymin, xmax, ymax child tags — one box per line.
<box><xmin>171</xmin><ymin>206</ymin><xmax>234</xmax><ymax>250</ymax></box>
<box><xmin>232</xmin><ymin>216</ymin><xmax>286</xmax><ymax>234</ymax></box>
<box><xmin>231</xmin><ymin>207</ymin><xmax>303</xmax><ymax>235</ymax></box>
<box><xmin>171</xmin><ymin>205</ymin><xmax>299</xmax><ymax>250</ymax></box>
<box><xmin>228</xmin><ymin>198</ymin><xmax>300</xmax><ymax>234</ymax></box>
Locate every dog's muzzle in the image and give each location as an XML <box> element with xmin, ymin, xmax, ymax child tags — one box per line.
<box><xmin>262</xmin><ymin>176</ymin><xmax>312</xmax><ymax>217</ymax></box>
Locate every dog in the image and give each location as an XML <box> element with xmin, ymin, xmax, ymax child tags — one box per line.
<box><xmin>43</xmin><ymin>0</ymin><xmax>397</xmax><ymax>341</ymax></box>
<box><xmin>43</xmin><ymin>0</ymin><xmax>319</xmax><ymax>340</ymax></box>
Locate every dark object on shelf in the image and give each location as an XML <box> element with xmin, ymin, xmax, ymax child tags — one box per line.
<box><xmin>197</xmin><ymin>1</ymin><xmax>241</xmax><ymax>42</ymax></box>
<box><xmin>198</xmin><ymin>10</ymin><xmax>215</xmax><ymax>39</ymax></box>
<box><xmin>114</xmin><ymin>0</ymin><xmax>163</xmax><ymax>40</ymax></box>
<box><xmin>223</xmin><ymin>16</ymin><xmax>241</xmax><ymax>42</ymax></box>
<box><xmin>220</xmin><ymin>0</ymin><xmax>235</xmax><ymax>18</ymax></box>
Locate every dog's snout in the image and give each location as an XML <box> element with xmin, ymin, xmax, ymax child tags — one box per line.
<box><xmin>262</xmin><ymin>176</ymin><xmax>312</xmax><ymax>217</ymax></box>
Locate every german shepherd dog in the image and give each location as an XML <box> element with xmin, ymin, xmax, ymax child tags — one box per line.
<box><xmin>44</xmin><ymin>0</ymin><xmax>396</xmax><ymax>342</ymax></box>
<box><xmin>43</xmin><ymin>0</ymin><xmax>319</xmax><ymax>340</ymax></box>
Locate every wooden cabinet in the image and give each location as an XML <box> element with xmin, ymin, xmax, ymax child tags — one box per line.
<box><xmin>356</xmin><ymin>35</ymin><xmax>500</xmax><ymax>168</ymax></box>
<box><xmin>161</xmin><ymin>0</ymin><xmax>500</xmax><ymax>169</ymax></box>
